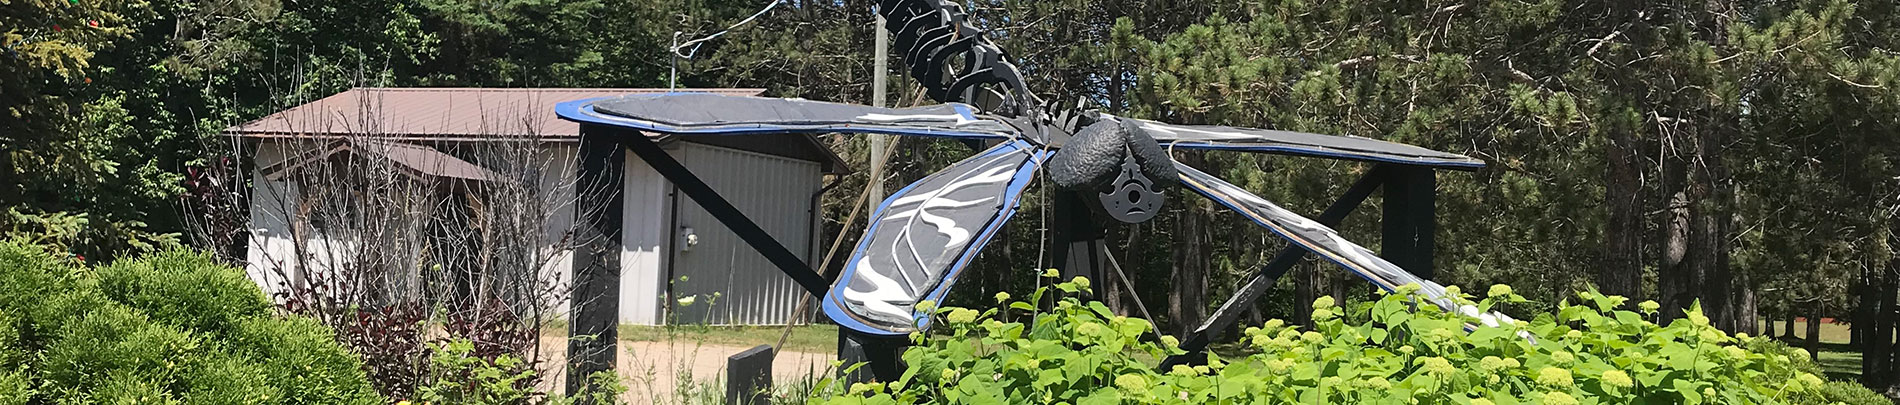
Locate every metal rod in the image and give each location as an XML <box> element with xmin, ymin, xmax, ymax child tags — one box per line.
<box><xmin>1102</xmin><ymin>248</ymin><xmax>1160</xmax><ymax>334</ymax></box>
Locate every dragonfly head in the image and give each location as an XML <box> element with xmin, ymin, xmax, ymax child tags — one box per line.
<box><xmin>1046</xmin><ymin>116</ymin><xmax>1177</xmax><ymax>223</ymax></box>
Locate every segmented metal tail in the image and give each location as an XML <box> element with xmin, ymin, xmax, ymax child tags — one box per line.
<box><xmin>876</xmin><ymin>0</ymin><xmax>1040</xmax><ymax>116</ymax></box>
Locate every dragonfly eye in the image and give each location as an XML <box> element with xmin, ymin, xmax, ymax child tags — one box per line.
<box><xmin>1098</xmin><ymin>155</ymin><xmax>1164</xmax><ymax>223</ymax></box>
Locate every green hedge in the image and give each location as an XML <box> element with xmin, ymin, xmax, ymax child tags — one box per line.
<box><xmin>811</xmin><ymin>274</ymin><xmax>1888</xmax><ymax>404</ymax></box>
<box><xmin>0</xmin><ymin>240</ymin><xmax>381</xmax><ymax>404</ymax></box>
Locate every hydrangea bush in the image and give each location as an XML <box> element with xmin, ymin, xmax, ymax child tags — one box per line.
<box><xmin>810</xmin><ymin>274</ymin><xmax>1884</xmax><ymax>404</ymax></box>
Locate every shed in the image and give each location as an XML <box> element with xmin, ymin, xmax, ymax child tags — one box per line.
<box><xmin>229</xmin><ymin>88</ymin><xmax>845</xmax><ymax>325</ymax></box>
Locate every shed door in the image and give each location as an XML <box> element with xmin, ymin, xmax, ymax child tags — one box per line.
<box><xmin>668</xmin><ymin>142</ymin><xmax>820</xmax><ymax>325</ymax></box>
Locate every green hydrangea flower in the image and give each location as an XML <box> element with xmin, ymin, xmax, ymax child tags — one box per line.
<box><xmin>1543</xmin><ymin>391</ymin><xmax>1579</xmax><ymax>405</ymax></box>
<box><xmin>1601</xmin><ymin>370</ymin><xmax>1633</xmax><ymax>388</ymax></box>
<box><xmin>1301</xmin><ymin>331</ymin><xmax>1325</xmax><ymax>343</ymax></box>
<box><xmin>1114</xmin><ymin>374</ymin><xmax>1149</xmax><ymax>393</ymax></box>
<box><xmin>946</xmin><ymin>308</ymin><xmax>979</xmax><ymax>324</ymax></box>
<box><xmin>993</xmin><ymin>291</ymin><xmax>1010</xmax><ymax>303</ymax></box>
<box><xmin>1798</xmin><ymin>373</ymin><xmax>1824</xmax><ymax>389</ymax></box>
<box><xmin>1537</xmin><ymin>367</ymin><xmax>1573</xmax><ymax>387</ymax></box>
<box><xmin>1550</xmin><ymin>351</ymin><xmax>1575</xmax><ymax>364</ymax></box>
<box><xmin>1479</xmin><ymin>356</ymin><xmax>1512</xmax><ymax>371</ymax></box>
<box><xmin>1311</xmin><ymin>307</ymin><xmax>1336</xmax><ymax>320</ymax></box>
<box><xmin>1724</xmin><ymin>346</ymin><xmax>1748</xmax><ymax>361</ymax></box>
<box><xmin>1488</xmin><ymin>284</ymin><xmax>1513</xmax><ymax>298</ymax></box>
<box><xmin>1169</xmin><ymin>365</ymin><xmax>1199</xmax><ymax>376</ymax></box>
<box><xmin>1417</xmin><ymin>357</ymin><xmax>1455</xmax><ymax>375</ymax></box>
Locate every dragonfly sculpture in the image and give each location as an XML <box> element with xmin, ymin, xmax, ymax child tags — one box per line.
<box><xmin>557</xmin><ymin>0</ymin><xmax>1518</xmax><ymax>374</ymax></box>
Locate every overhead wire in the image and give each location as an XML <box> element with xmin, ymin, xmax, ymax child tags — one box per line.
<box><xmin>670</xmin><ymin>0</ymin><xmax>786</xmax><ymax>90</ymax></box>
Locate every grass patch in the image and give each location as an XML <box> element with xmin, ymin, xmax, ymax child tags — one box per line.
<box><xmin>1817</xmin><ymin>350</ymin><xmax>1864</xmax><ymax>381</ymax></box>
<box><xmin>618</xmin><ymin>324</ymin><xmax>840</xmax><ymax>354</ymax></box>
<box><xmin>1761</xmin><ymin>319</ymin><xmax>1854</xmax><ymax>343</ymax></box>
<box><xmin>1761</xmin><ymin>320</ymin><xmax>1868</xmax><ymax>381</ymax></box>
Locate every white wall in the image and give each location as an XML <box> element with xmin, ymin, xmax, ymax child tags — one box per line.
<box><xmin>244</xmin><ymin>140</ymin><xmax>301</xmax><ymax>299</ymax></box>
<box><xmin>616</xmin><ymin>146</ymin><xmax>676</xmax><ymax>325</ymax></box>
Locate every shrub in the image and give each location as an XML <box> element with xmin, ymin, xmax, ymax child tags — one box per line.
<box><xmin>0</xmin><ymin>239</ymin><xmax>382</xmax><ymax>404</ymax></box>
<box><xmin>811</xmin><ymin>274</ymin><xmax>1881</xmax><ymax>404</ymax></box>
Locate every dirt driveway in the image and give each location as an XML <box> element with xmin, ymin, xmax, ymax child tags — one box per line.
<box><xmin>535</xmin><ymin>337</ymin><xmax>838</xmax><ymax>403</ymax></box>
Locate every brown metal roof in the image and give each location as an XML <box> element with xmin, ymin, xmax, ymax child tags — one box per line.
<box><xmin>227</xmin><ymin>87</ymin><xmax>765</xmax><ymax>140</ymax></box>
<box><xmin>260</xmin><ymin>139</ymin><xmax>506</xmax><ymax>182</ymax></box>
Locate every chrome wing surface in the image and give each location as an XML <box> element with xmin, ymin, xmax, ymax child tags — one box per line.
<box><xmin>823</xmin><ymin>140</ymin><xmax>1049</xmax><ymax>336</ymax></box>
<box><xmin>556</xmin><ymin>93</ymin><xmax>1017</xmax><ymax>140</ymax></box>
<box><xmin>1119</xmin><ymin>117</ymin><xmax>1485</xmax><ymax>169</ymax></box>
<box><xmin>1175</xmin><ymin>161</ymin><xmax>1518</xmax><ymax>328</ymax></box>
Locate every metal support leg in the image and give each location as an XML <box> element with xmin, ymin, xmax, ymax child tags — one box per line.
<box><xmin>1052</xmin><ymin>191</ymin><xmax>1109</xmax><ymax>294</ymax></box>
<box><xmin>837</xmin><ymin>330</ymin><xmax>907</xmax><ymax>383</ymax></box>
<box><xmin>1382</xmin><ymin>166</ymin><xmax>1437</xmax><ymax>279</ymax></box>
<box><xmin>1162</xmin><ymin>167</ymin><xmax>1386</xmax><ymax>367</ymax></box>
<box><xmin>568</xmin><ymin>129</ymin><xmax>626</xmax><ymax>399</ymax></box>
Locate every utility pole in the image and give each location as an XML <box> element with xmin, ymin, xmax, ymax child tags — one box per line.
<box><xmin>868</xmin><ymin>13</ymin><xmax>890</xmax><ymax>209</ymax></box>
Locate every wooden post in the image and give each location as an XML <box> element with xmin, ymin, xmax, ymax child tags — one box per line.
<box><xmin>567</xmin><ymin>125</ymin><xmax>625</xmax><ymax>399</ymax></box>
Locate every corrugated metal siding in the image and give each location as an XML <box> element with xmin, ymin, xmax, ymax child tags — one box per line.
<box><xmin>669</xmin><ymin>142</ymin><xmax>820</xmax><ymax>325</ymax></box>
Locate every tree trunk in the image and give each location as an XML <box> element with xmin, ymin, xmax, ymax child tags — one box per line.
<box><xmin>1737</xmin><ymin>283</ymin><xmax>1758</xmax><ymax>335</ymax></box>
<box><xmin>1658</xmin><ymin>149</ymin><xmax>1691</xmax><ymax>323</ymax></box>
<box><xmin>1168</xmin><ymin>156</ymin><xmax>1211</xmax><ymax>336</ymax></box>
<box><xmin>1785</xmin><ymin>311</ymin><xmax>1797</xmax><ymax>339</ymax></box>
<box><xmin>1688</xmin><ymin>119</ymin><xmax>1737</xmax><ymax>331</ymax></box>
<box><xmin>1603</xmin><ymin>127</ymin><xmax>1645</xmax><ymax>302</ymax></box>
<box><xmin>1808</xmin><ymin>300</ymin><xmax>1825</xmax><ymax>362</ymax></box>
<box><xmin>1863</xmin><ymin>265</ymin><xmax>1895</xmax><ymax>388</ymax></box>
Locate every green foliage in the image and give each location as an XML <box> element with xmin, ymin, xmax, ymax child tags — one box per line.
<box><xmin>418</xmin><ymin>338</ymin><xmax>627</xmax><ymax>405</ymax></box>
<box><xmin>1817</xmin><ymin>381</ymin><xmax>1893</xmax><ymax>405</ymax></box>
<box><xmin>811</xmin><ymin>275</ymin><xmax>1875</xmax><ymax>404</ymax></box>
<box><xmin>417</xmin><ymin>339</ymin><xmax>541</xmax><ymax>404</ymax></box>
<box><xmin>0</xmin><ymin>239</ymin><xmax>382</xmax><ymax>404</ymax></box>
<box><xmin>94</xmin><ymin>248</ymin><xmax>274</xmax><ymax>335</ymax></box>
